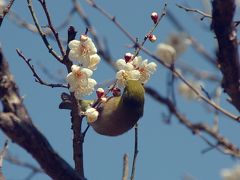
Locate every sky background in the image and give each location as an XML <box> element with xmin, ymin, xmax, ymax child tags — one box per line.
<box><xmin>0</xmin><ymin>0</ymin><xmax>240</xmax><ymax>180</ymax></box>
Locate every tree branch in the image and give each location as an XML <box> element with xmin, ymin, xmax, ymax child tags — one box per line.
<box><xmin>145</xmin><ymin>87</ymin><xmax>240</xmax><ymax>157</ymax></box>
<box><xmin>0</xmin><ymin>0</ymin><xmax>15</xmax><ymax>27</ymax></box>
<box><xmin>211</xmin><ymin>0</ymin><xmax>240</xmax><ymax>111</ymax></box>
<box><xmin>0</xmin><ymin>48</ymin><xmax>83</xmax><ymax>180</ymax></box>
<box><xmin>16</xmin><ymin>49</ymin><xmax>68</xmax><ymax>88</ymax></box>
<box><xmin>27</xmin><ymin>0</ymin><xmax>63</xmax><ymax>62</ymax></box>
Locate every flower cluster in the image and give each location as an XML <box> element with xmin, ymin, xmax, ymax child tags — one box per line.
<box><xmin>68</xmin><ymin>35</ymin><xmax>100</xmax><ymax>70</ymax></box>
<box><xmin>66</xmin><ymin>65</ymin><xmax>97</xmax><ymax>99</ymax></box>
<box><xmin>221</xmin><ymin>164</ymin><xmax>240</xmax><ymax>180</ymax></box>
<box><xmin>115</xmin><ymin>53</ymin><xmax>157</xmax><ymax>87</ymax></box>
<box><xmin>66</xmin><ymin>35</ymin><xmax>100</xmax><ymax>99</ymax></box>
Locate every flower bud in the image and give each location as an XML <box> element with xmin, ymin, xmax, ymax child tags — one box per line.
<box><xmin>148</xmin><ymin>34</ymin><xmax>157</xmax><ymax>42</ymax></box>
<box><xmin>112</xmin><ymin>87</ymin><xmax>121</xmax><ymax>97</ymax></box>
<box><xmin>124</xmin><ymin>52</ymin><xmax>133</xmax><ymax>62</ymax></box>
<box><xmin>85</xmin><ymin>108</ymin><xmax>99</xmax><ymax>123</ymax></box>
<box><xmin>151</xmin><ymin>12</ymin><xmax>158</xmax><ymax>24</ymax></box>
<box><xmin>96</xmin><ymin>88</ymin><xmax>105</xmax><ymax>98</ymax></box>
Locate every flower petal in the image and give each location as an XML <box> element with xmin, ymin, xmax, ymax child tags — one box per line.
<box><xmin>68</xmin><ymin>40</ymin><xmax>81</xmax><ymax>50</ymax></box>
<box><xmin>69</xmin><ymin>50</ymin><xmax>82</xmax><ymax>61</ymax></box>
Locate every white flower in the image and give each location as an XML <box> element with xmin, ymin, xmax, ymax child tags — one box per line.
<box><xmin>132</xmin><ymin>56</ymin><xmax>157</xmax><ymax>83</ymax></box>
<box><xmin>85</xmin><ymin>107</ymin><xmax>99</xmax><ymax>123</ymax></box>
<box><xmin>221</xmin><ymin>164</ymin><xmax>240</xmax><ymax>180</ymax></box>
<box><xmin>74</xmin><ymin>78</ymin><xmax>97</xmax><ymax>99</ymax></box>
<box><xmin>156</xmin><ymin>43</ymin><xmax>176</xmax><ymax>64</ymax></box>
<box><xmin>178</xmin><ymin>81</ymin><xmax>203</xmax><ymax>100</ymax></box>
<box><xmin>87</xmin><ymin>54</ymin><xmax>101</xmax><ymax>70</ymax></box>
<box><xmin>66</xmin><ymin>65</ymin><xmax>97</xmax><ymax>99</ymax></box>
<box><xmin>68</xmin><ymin>35</ymin><xmax>100</xmax><ymax>70</ymax></box>
<box><xmin>66</xmin><ymin>65</ymin><xmax>92</xmax><ymax>91</ymax></box>
<box><xmin>115</xmin><ymin>56</ymin><xmax>157</xmax><ymax>87</ymax></box>
<box><xmin>116</xmin><ymin>69</ymin><xmax>140</xmax><ymax>87</ymax></box>
<box><xmin>0</xmin><ymin>0</ymin><xmax>5</xmax><ymax>13</ymax></box>
<box><xmin>116</xmin><ymin>59</ymin><xmax>134</xmax><ymax>71</ymax></box>
<box><xmin>166</xmin><ymin>33</ymin><xmax>190</xmax><ymax>57</ymax></box>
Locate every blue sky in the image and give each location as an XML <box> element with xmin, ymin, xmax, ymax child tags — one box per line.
<box><xmin>1</xmin><ymin>0</ymin><xmax>240</xmax><ymax>180</ymax></box>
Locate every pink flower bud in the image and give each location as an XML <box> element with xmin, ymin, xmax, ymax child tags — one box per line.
<box><xmin>96</xmin><ymin>88</ymin><xmax>105</xmax><ymax>98</ymax></box>
<box><xmin>124</xmin><ymin>52</ymin><xmax>133</xmax><ymax>62</ymax></box>
<box><xmin>151</xmin><ymin>12</ymin><xmax>158</xmax><ymax>24</ymax></box>
<box><xmin>148</xmin><ymin>34</ymin><xmax>157</xmax><ymax>42</ymax></box>
<box><xmin>112</xmin><ymin>87</ymin><xmax>121</xmax><ymax>97</ymax></box>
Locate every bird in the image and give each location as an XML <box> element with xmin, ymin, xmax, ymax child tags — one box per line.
<box><xmin>81</xmin><ymin>80</ymin><xmax>145</xmax><ymax>136</ymax></box>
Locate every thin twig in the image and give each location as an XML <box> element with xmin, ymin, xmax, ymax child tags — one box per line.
<box><xmin>8</xmin><ymin>10</ymin><xmax>74</xmax><ymax>43</ymax></box>
<box><xmin>130</xmin><ymin>124</ymin><xmax>139</xmax><ymax>180</ymax></box>
<box><xmin>86</xmin><ymin>0</ymin><xmax>239</xmax><ymax>122</ymax></box>
<box><xmin>177</xmin><ymin>61</ymin><xmax>221</xmax><ymax>83</ymax></box>
<box><xmin>132</xmin><ymin>3</ymin><xmax>167</xmax><ymax>59</ymax></box>
<box><xmin>16</xmin><ymin>49</ymin><xmax>68</xmax><ymax>88</ymax></box>
<box><xmin>72</xmin><ymin>0</ymin><xmax>115</xmax><ymax>68</ymax></box>
<box><xmin>0</xmin><ymin>140</ymin><xmax>8</xmax><ymax>168</ymax></box>
<box><xmin>145</xmin><ymin>87</ymin><xmax>240</xmax><ymax>157</ymax></box>
<box><xmin>122</xmin><ymin>154</ymin><xmax>129</xmax><ymax>180</ymax></box>
<box><xmin>141</xmin><ymin>46</ymin><xmax>239</xmax><ymax>122</ymax></box>
<box><xmin>27</xmin><ymin>0</ymin><xmax>63</xmax><ymax>62</ymax></box>
<box><xmin>166</xmin><ymin>10</ymin><xmax>217</xmax><ymax>67</ymax></box>
<box><xmin>0</xmin><ymin>0</ymin><xmax>15</xmax><ymax>26</ymax></box>
<box><xmin>38</xmin><ymin>0</ymin><xmax>65</xmax><ymax>56</ymax></box>
<box><xmin>176</xmin><ymin>4</ymin><xmax>212</xmax><ymax>20</ymax></box>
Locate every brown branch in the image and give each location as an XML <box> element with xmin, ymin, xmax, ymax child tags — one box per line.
<box><xmin>145</xmin><ymin>87</ymin><xmax>240</xmax><ymax>157</ymax></box>
<box><xmin>0</xmin><ymin>48</ymin><xmax>83</xmax><ymax>180</ymax></box>
<box><xmin>176</xmin><ymin>4</ymin><xmax>212</xmax><ymax>21</ymax></box>
<box><xmin>211</xmin><ymin>0</ymin><xmax>240</xmax><ymax>111</ymax></box>
<box><xmin>0</xmin><ymin>140</ymin><xmax>8</xmax><ymax>169</ymax></box>
<box><xmin>63</xmin><ymin>26</ymin><xmax>86</xmax><ymax>177</ymax></box>
<box><xmin>122</xmin><ymin>154</ymin><xmax>129</xmax><ymax>180</ymax></box>
<box><xmin>16</xmin><ymin>49</ymin><xmax>68</xmax><ymax>88</ymax></box>
<box><xmin>166</xmin><ymin>10</ymin><xmax>217</xmax><ymax>67</ymax></box>
<box><xmin>130</xmin><ymin>124</ymin><xmax>139</xmax><ymax>180</ymax></box>
<box><xmin>27</xmin><ymin>0</ymin><xmax>63</xmax><ymax>63</ymax></box>
<box><xmin>72</xmin><ymin>0</ymin><xmax>115</xmax><ymax>68</ymax></box>
<box><xmin>132</xmin><ymin>3</ymin><xmax>167</xmax><ymax>59</ymax></box>
<box><xmin>0</xmin><ymin>0</ymin><xmax>15</xmax><ymax>27</ymax></box>
<box><xmin>177</xmin><ymin>61</ymin><xmax>221</xmax><ymax>83</ymax></box>
<box><xmin>8</xmin><ymin>10</ymin><xmax>73</xmax><ymax>44</ymax></box>
<box><xmin>38</xmin><ymin>0</ymin><xmax>65</xmax><ymax>57</ymax></box>
<box><xmin>86</xmin><ymin>0</ymin><xmax>240</xmax><ymax>122</ymax></box>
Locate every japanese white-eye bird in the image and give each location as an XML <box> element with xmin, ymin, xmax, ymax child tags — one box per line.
<box><xmin>80</xmin><ymin>80</ymin><xmax>145</xmax><ymax>136</ymax></box>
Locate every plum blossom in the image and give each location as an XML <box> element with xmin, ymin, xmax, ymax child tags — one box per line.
<box><xmin>0</xmin><ymin>0</ymin><xmax>5</xmax><ymax>13</ymax></box>
<box><xmin>132</xmin><ymin>56</ymin><xmax>157</xmax><ymax>83</ymax></box>
<box><xmin>166</xmin><ymin>32</ymin><xmax>191</xmax><ymax>57</ymax></box>
<box><xmin>66</xmin><ymin>65</ymin><xmax>97</xmax><ymax>99</ymax></box>
<box><xmin>115</xmin><ymin>55</ymin><xmax>157</xmax><ymax>87</ymax></box>
<box><xmin>68</xmin><ymin>35</ymin><xmax>100</xmax><ymax>70</ymax></box>
<box><xmin>85</xmin><ymin>107</ymin><xmax>99</xmax><ymax>123</ymax></box>
<box><xmin>178</xmin><ymin>80</ymin><xmax>204</xmax><ymax>100</ymax></box>
<box><xmin>156</xmin><ymin>43</ymin><xmax>176</xmax><ymax>64</ymax></box>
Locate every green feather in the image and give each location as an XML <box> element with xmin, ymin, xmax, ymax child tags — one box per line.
<box><xmin>79</xmin><ymin>100</ymin><xmax>94</xmax><ymax>111</ymax></box>
<box><xmin>91</xmin><ymin>80</ymin><xmax>145</xmax><ymax>136</ymax></box>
